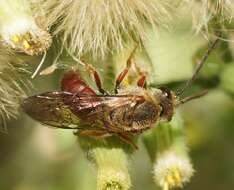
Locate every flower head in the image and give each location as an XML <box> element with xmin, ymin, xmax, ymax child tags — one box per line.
<box><xmin>39</xmin><ymin>0</ymin><xmax>171</xmax><ymax>58</ymax></box>
<box><xmin>0</xmin><ymin>0</ymin><xmax>52</xmax><ymax>55</ymax></box>
<box><xmin>154</xmin><ymin>151</ymin><xmax>194</xmax><ymax>190</ymax></box>
<box><xmin>97</xmin><ymin>167</ymin><xmax>131</xmax><ymax>190</ymax></box>
<box><xmin>87</xmin><ymin>147</ymin><xmax>131</xmax><ymax>190</ymax></box>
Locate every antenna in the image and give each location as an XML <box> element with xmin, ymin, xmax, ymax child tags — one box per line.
<box><xmin>176</xmin><ymin>38</ymin><xmax>219</xmax><ymax>96</ymax></box>
<box><xmin>176</xmin><ymin>89</ymin><xmax>208</xmax><ymax>106</ymax></box>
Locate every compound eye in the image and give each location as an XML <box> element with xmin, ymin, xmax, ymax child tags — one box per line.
<box><xmin>159</xmin><ymin>86</ymin><xmax>172</xmax><ymax>99</ymax></box>
<box><xmin>163</xmin><ymin>91</ymin><xmax>169</xmax><ymax>97</ymax></box>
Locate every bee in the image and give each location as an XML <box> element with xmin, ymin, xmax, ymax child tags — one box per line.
<box><xmin>22</xmin><ymin>39</ymin><xmax>219</xmax><ymax>149</ymax></box>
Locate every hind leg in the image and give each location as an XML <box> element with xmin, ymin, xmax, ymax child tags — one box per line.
<box><xmin>104</xmin><ymin>122</ymin><xmax>139</xmax><ymax>149</ymax></box>
<box><xmin>117</xmin><ymin>133</ymin><xmax>138</xmax><ymax>149</ymax></box>
<box><xmin>78</xmin><ymin>129</ymin><xmax>111</xmax><ymax>139</ymax></box>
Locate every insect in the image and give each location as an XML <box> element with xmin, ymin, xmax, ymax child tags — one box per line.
<box><xmin>22</xmin><ymin>39</ymin><xmax>219</xmax><ymax>149</ymax></box>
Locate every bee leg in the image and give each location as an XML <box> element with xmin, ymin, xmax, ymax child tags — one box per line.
<box><xmin>115</xmin><ymin>46</ymin><xmax>137</xmax><ymax>93</ymax></box>
<box><xmin>118</xmin><ymin>133</ymin><xmax>138</xmax><ymax>150</ymax></box>
<box><xmin>137</xmin><ymin>75</ymin><xmax>147</xmax><ymax>88</ymax></box>
<box><xmin>78</xmin><ymin>129</ymin><xmax>112</xmax><ymax>139</ymax></box>
<box><xmin>126</xmin><ymin>126</ymin><xmax>151</xmax><ymax>134</ymax></box>
<box><xmin>132</xmin><ymin>59</ymin><xmax>148</xmax><ymax>88</ymax></box>
<box><xmin>102</xmin><ymin>121</ymin><xmax>138</xmax><ymax>149</ymax></box>
<box><xmin>84</xmin><ymin>63</ymin><xmax>109</xmax><ymax>95</ymax></box>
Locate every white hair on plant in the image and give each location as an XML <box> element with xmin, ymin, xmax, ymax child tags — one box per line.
<box><xmin>0</xmin><ymin>0</ymin><xmax>52</xmax><ymax>55</ymax></box>
<box><xmin>0</xmin><ymin>46</ymin><xmax>30</xmax><ymax>132</ymax></box>
<box><xmin>185</xmin><ymin>0</ymin><xmax>234</xmax><ymax>33</ymax></box>
<box><xmin>154</xmin><ymin>151</ymin><xmax>194</xmax><ymax>190</ymax></box>
<box><xmin>38</xmin><ymin>0</ymin><xmax>172</xmax><ymax>58</ymax></box>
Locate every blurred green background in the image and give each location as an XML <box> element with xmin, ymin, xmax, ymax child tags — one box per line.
<box><xmin>1</xmin><ymin>9</ymin><xmax>234</xmax><ymax>190</ymax></box>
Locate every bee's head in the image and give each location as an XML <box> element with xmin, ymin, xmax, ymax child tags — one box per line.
<box><xmin>153</xmin><ymin>87</ymin><xmax>177</xmax><ymax>121</ymax></box>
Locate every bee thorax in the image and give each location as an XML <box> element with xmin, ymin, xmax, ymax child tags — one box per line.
<box><xmin>109</xmin><ymin>101</ymin><xmax>160</xmax><ymax>131</ymax></box>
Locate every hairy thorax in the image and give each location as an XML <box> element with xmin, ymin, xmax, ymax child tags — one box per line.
<box><xmin>109</xmin><ymin>100</ymin><xmax>161</xmax><ymax>132</ymax></box>
<box><xmin>108</xmin><ymin>88</ymin><xmax>162</xmax><ymax>132</ymax></box>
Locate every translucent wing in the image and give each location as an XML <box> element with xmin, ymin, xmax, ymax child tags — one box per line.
<box><xmin>22</xmin><ymin>91</ymin><xmax>144</xmax><ymax>129</ymax></box>
<box><xmin>64</xmin><ymin>94</ymin><xmax>144</xmax><ymax>120</ymax></box>
<box><xmin>22</xmin><ymin>91</ymin><xmax>82</xmax><ymax>129</ymax></box>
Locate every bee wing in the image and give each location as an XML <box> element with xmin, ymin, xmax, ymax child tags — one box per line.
<box><xmin>22</xmin><ymin>91</ymin><xmax>82</xmax><ymax>129</ymax></box>
<box><xmin>22</xmin><ymin>91</ymin><xmax>144</xmax><ymax>129</ymax></box>
<box><xmin>64</xmin><ymin>94</ymin><xmax>144</xmax><ymax>120</ymax></box>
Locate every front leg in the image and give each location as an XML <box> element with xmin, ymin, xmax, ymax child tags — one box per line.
<box><xmin>115</xmin><ymin>46</ymin><xmax>137</xmax><ymax>93</ymax></box>
<box><xmin>115</xmin><ymin>46</ymin><xmax>148</xmax><ymax>92</ymax></box>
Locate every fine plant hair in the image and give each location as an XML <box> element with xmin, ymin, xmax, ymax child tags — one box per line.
<box><xmin>36</xmin><ymin>0</ymin><xmax>172</xmax><ymax>58</ymax></box>
<box><xmin>0</xmin><ymin>48</ymin><xmax>30</xmax><ymax>132</ymax></box>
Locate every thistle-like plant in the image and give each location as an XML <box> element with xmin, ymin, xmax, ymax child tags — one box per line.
<box><xmin>36</xmin><ymin>0</ymin><xmax>172</xmax><ymax>59</ymax></box>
